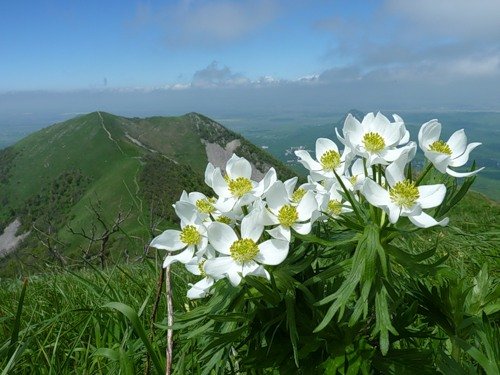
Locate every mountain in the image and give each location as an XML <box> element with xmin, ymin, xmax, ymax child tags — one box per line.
<box><xmin>0</xmin><ymin>112</ymin><xmax>295</xmax><ymax>276</ymax></box>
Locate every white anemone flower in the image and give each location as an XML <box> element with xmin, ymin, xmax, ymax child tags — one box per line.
<box><xmin>204</xmin><ymin>212</ymin><xmax>289</xmax><ymax>286</ymax></box>
<box><xmin>317</xmin><ymin>185</ymin><xmax>353</xmax><ymax>220</ymax></box>
<box><xmin>418</xmin><ymin>119</ymin><xmax>484</xmax><ymax>178</ymax></box>
<box><xmin>338</xmin><ymin>112</ymin><xmax>409</xmax><ymax>166</ymax></box>
<box><xmin>150</xmin><ymin>202</ymin><xmax>208</xmax><ymax>267</ymax></box>
<box><xmin>361</xmin><ymin>156</ymin><xmax>449</xmax><ymax>228</ymax></box>
<box><xmin>295</xmin><ymin>138</ymin><xmax>347</xmax><ymax>181</ymax></box>
<box><xmin>211</xmin><ymin>154</ymin><xmax>277</xmax><ymax>211</ymax></box>
<box><xmin>264</xmin><ymin>180</ymin><xmax>318</xmax><ymax>241</ymax></box>
<box><xmin>277</xmin><ymin>176</ymin><xmax>316</xmax><ymax>205</ymax></box>
<box><xmin>179</xmin><ymin>190</ymin><xmax>218</xmax><ymax>221</ymax></box>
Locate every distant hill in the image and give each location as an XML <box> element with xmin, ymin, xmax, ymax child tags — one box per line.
<box><xmin>0</xmin><ymin>112</ymin><xmax>295</xmax><ymax>276</ymax></box>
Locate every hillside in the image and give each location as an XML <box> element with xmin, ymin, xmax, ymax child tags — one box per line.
<box><xmin>0</xmin><ymin>112</ymin><xmax>294</xmax><ymax>276</ymax></box>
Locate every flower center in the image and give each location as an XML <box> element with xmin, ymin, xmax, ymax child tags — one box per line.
<box><xmin>389</xmin><ymin>180</ymin><xmax>420</xmax><ymax>209</ymax></box>
<box><xmin>349</xmin><ymin>175</ymin><xmax>358</xmax><ymax>185</ymax></box>
<box><xmin>198</xmin><ymin>259</ymin><xmax>207</xmax><ymax>277</ymax></box>
<box><xmin>428</xmin><ymin>140</ymin><xmax>452</xmax><ymax>155</ymax></box>
<box><xmin>327</xmin><ymin>200</ymin><xmax>342</xmax><ymax>216</ymax></box>
<box><xmin>180</xmin><ymin>225</ymin><xmax>201</xmax><ymax>245</ymax></box>
<box><xmin>278</xmin><ymin>204</ymin><xmax>299</xmax><ymax>227</ymax></box>
<box><xmin>320</xmin><ymin>150</ymin><xmax>341</xmax><ymax>171</ymax></box>
<box><xmin>230</xmin><ymin>238</ymin><xmax>259</xmax><ymax>263</ymax></box>
<box><xmin>196</xmin><ymin>197</ymin><xmax>216</xmax><ymax>214</ymax></box>
<box><xmin>291</xmin><ymin>188</ymin><xmax>306</xmax><ymax>203</ymax></box>
<box><xmin>363</xmin><ymin>132</ymin><xmax>385</xmax><ymax>152</ymax></box>
<box><xmin>216</xmin><ymin>215</ymin><xmax>232</xmax><ymax>224</ymax></box>
<box><xmin>228</xmin><ymin>177</ymin><xmax>253</xmax><ymax>197</ymax></box>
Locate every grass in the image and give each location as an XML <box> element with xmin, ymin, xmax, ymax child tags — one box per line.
<box><xmin>0</xmin><ymin>257</ymin><xmax>189</xmax><ymax>374</ymax></box>
<box><xmin>0</xmin><ymin>191</ymin><xmax>498</xmax><ymax>373</ymax></box>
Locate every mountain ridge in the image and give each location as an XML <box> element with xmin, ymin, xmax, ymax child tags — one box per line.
<box><xmin>0</xmin><ymin>111</ymin><xmax>295</xmax><ymax>276</ymax></box>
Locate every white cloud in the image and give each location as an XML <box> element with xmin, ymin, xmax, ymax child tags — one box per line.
<box><xmin>130</xmin><ymin>0</ymin><xmax>280</xmax><ymax>48</ymax></box>
<box><xmin>191</xmin><ymin>61</ymin><xmax>250</xmax><ymax>88</ymax></box>
<box><xmin>385</xmin><ymin>0</ymin><xmax>500</xmax><ymax>40</ymax></box>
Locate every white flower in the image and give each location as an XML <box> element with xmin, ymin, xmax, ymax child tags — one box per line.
<box><xmin>295</xmin><ymin>138</ymin><xmax>347</xmax><ymax>181</ymax></box>
<box><xmin>185</xmin><ymin>246</ymin><xmax>218</xmax><ymax>299</ymax></box>
<box><xmin>179</xmin><ymin>190</ymin><xmax>218</xmax><ymax>221</ymax></box>
<box><xmin>338</xmin><ymin>112</ymin><xmax>409</xmax><ymax>166</ymax></box>
<box><xmin>361</xmin><ymin>156</ymin><xmax>449</xmax><ymax>228</ymax></box>
<box><xmin>211</xmin><ymin>154</ymin><xmax>277</xmax><ymax>211</ymax></box>
<box><xmin>317</xmin><ymin>185</ymin><xmax>352</xmax><ymax>219</ymax></box>
<box><xmin>150</xmin><ymin>202</ymin><xmax>208</xmax><ymax>267</ymax></box>
<box><xmin>204</xmin><ymin>212</ymin><xmax>289</xmax><ymax>286</ymax></box>
<box><xmin>418</xmin><ymin>119</ymin><xmax>484</xmax><ymax>178</ymax></box>
<box><xmin>264</xmin><ymin>180</ymin><xmax>318</xmax><ymax>241</ymax></box>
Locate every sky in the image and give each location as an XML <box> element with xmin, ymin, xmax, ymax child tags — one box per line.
<box><xmin>1</xmin><ymin>0</ymin><xmax>500</xmax><ymax>124</ymax></box>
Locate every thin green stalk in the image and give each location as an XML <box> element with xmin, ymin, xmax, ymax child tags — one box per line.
<box><xmin>415</xmin><ymin>162</ymin><xmax>433</xmax><ymax>185</ymax></box>
<box><xmin>333</xmin><ymin>169</ymin><xmax>363</xmax><ymax>223</ymax></box>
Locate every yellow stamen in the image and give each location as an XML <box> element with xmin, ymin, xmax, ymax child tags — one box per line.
<box><xmin>228</xmin><ymin>177</ymin><xmax>253</xmax><ymax>197</ymax></box>
<box><xmin>429</xmin><ymin>140</ymin><xmax>452</xmax><ymax>155</ymax></box>
<box><xmin>180</xmin><ymin>225</ymin><xmax>201</xmax><ymax>245</ymax></box>
<box><xmin>230</xmin><ymin>238</ymin><xmax>259</xmax><ymax>263</ymax></box>
<box><xmin>196</xmin><ymin>197</ymin><xmax>216</xmax><ymax>214</ymax></box>
<box><xmin>320</xmin><ymin>150</ymin><xmax>341</xmax><ymax>171</ymax></box>
<box><xmin>363</xmin><ymin>132</ymin><xmax>385</xmax><ymax>152</ymax></box>
<box><xmin>278</xmin><ymin>204</ymin><xmax>299</xmax><ymax>227</ymax></box>
<box><xmin>291</xmin><ymin>188</ymin><xmax>306</xmax><ymax>203</ymax></box>
<box><xmin>216</xmin><ymin>216</ymin><xmax>232</xmax><ymax>224</ymax></box>
<box><xmin>389</xmin><ymin>180</ymin><xmax>419</xmax><ymax>208</ymax></box>
<box><xmin>327</xmin><ymin>200</ymin><xmax>343</xmax><ymax>216</ymax></box>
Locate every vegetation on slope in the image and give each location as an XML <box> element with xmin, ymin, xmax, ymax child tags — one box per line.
<box><xmin>0</xmin><ymin>111</ymin><xmax>296</xmax><ymax>277</ymax></box>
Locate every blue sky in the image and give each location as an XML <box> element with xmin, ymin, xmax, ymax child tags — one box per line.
<box><xmin>1</xmin><ymin>0</ymin><xmax>500</xmax><ymax>117</ymax></box>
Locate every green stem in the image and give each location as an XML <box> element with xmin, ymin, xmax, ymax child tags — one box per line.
<box><xmin>415</xmin><ymin>163</ymin><xmax>433</xmax><ymax>185</ymax></box>
<box><xmin>333</xmin><ymin>169</ymin><xmax>363</xmax><ymax>223</ymax></box>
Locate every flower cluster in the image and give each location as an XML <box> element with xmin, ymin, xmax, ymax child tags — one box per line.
<box><xmin>150</xmin><ymin>112</ymin><xmax>482</xmax><ymax>299</ymax></box>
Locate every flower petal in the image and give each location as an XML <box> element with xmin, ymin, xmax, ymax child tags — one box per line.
<box><xmin>227</xmin><ymin>155</ymin><xmax>252</xmax><ymax>179</ymax></box>
<box><xmin>163</xmin><ymin>246</ymin><xmax>195</xmax><ymax>267</ymax></box>
<box><xmin>447</xmin><ymin>129</ymin><xmax>467</xmax><ymax>158</ymax></box>
<box><xmin>255</xmin><ymin>168</ymin><xmax>277</xmax><ymax>196</ymax></box>
<box><xmin>150</xmin><ymin>230</ymin><xmax>184</xmax><ymax>251</ymax></box>
<box><xmin>417</xmin><ymin>184</ymin><xmax>446</xmax><ymax>209</ymax></box>
<box><xmin>425</xmin><ymin>151</ymin><xmax>451</xmax><ymax>173</ymax></box>
<box><xmin>293</xmin><ymin>222</ymin><xmax>312</xmax><ymax>235</ymax></box>
<box><xmin>284</xmin><ymin>177</ymin><xmax>298</xmax><ymax>197</ymax></box>
<box><xmin>212</xmin><ymin>168</ymin><xmax>231</xmax><ymax>198</ymax></box>
<box><xmin>256</xmin><ymin>239</ymin><xmax>289</xmax><ymax>265</ymax></box>
<box><xmin>295</xmin><ymin>150</ymin><xmax>322</xmax><ymax>171</ymax></box>
<box><xmin>207</xmin><ymin>222</ymin><xmax>237</xmax><ymax>255</ymax></box>
<box><xmin>204</xmin><ymin>256</ymin><xmax>235</xmax><ymax>278</ymax></box>
<box><xmin>241</xmin><ymin>260</ymin><xmax>259</xmax><ymax>276</ymax></box>
<box><xmin>265</xmin><ymin>181</ymin><xmax>288</xmax><ymax>211</ymax></box>
<box><xmin>449</xmin><ymin>142</ymin><xmax>482</xmax><ymax>168</ymax></box>
<box><xmin>297</xmin><ymin>190</ymin><xmax>317</xmax><ymax>221</ymax></box>
<box><xmin>241</xmin><ymin>212</ymin><xmax>264</xmax><ymax>241</ymax></box>
<box><xmin>267</xmin><ymin>225</ymin><xmax>291</xmax><ymax>241</ymax></box>
<box><xmin>418</xmin><ymin>119</ymin><xmax>441</xmax><ymax>150</ymax></box>
<box><xmin>445</xmin><ymin>166</ymin><xmax>485</xmax><ymax>178</ymax></box>
<box><xmin>361</xmin><ymin>179</ymin><xmax>391</xmax><ymax>208</ymax></box>
<box><xmin>408</xmin><ymin>212</ymin><xmax>449</xmax><ymax>228</ymax></box>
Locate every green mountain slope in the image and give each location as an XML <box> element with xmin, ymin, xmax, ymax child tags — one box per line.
<box><xmin>0</xmin><ymin>112</ymin><xmax>294</xmax><ymax>276</ymax></box>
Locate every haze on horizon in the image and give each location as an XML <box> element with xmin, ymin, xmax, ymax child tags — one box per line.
<box><xmin>1</xmin><ymin>0</ymin><xmax>500</xmax><ymax>126</ymax></box>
